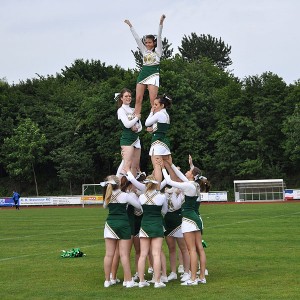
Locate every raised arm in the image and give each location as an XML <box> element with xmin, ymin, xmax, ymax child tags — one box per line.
<box><xmin>162</xmin><ymin>168</ymin><xmax>191</xmax><ymax>193</ymax></box>
<box><xmin>126</xmin><ymin>193</ymin><xmax>143</xmax><ymax>211</ymax></box>
<box><xmin>124</xmin><ymin>19</ymin><xmax>145</xmax><ymax>52</ymax></box>
<box><xmin>127</xmin><ymin>171</ymin><xmax>146</xmax><ymax>193</ymax></box>
<box><xmin>156</xmin><ymin>14</ymin><xmax>166</xmax><ymax>57</ymax></box>
<box><xmin>170</xmin><ymin>164</ymin><xmax>189</xmax><ymax>182</ymax></box>
<box><xmin>189</xmin><ymin>154</ymin><xmax>194</xmax><ymax>171</ymax></box>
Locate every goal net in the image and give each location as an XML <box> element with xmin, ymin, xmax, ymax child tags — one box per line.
<box><xmin>234</xmin><ymin>179</ymin><xmax>285</xmax><ymax>202</ymax></box>
<box><xmin>81</xmin><ymin>184</ymin><xmax>104</xmax><ymax>207</ymax></box>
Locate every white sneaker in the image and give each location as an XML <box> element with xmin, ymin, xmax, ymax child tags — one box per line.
<box><xmin>180</xmin><ymin>272</ymin><xmax>190</xmax><ymax>282</ymax></box>
<box><xmin>160</xmin><ymin>275</ymin><xmax>168</xmax><ymax>283</ymax></box>
<box><xmin>148</xmin><ymin>267</ymin><xmax>154</xmax><ymax>274</ymax></box>
<box><xmin>154</xmin><ymin>282</ymin><xmax>166</xmax><ymax>288</ymax></box>
<box><xmin>104</xmin><ymin>280</ymin><xmax>111</xmax><ymax>288</ymax></box>
<box><xmin>181</xmin><ymin>279</ymin><xmax>198</xmax><ymax>286</ymax></box>
<box><xmin>122</xmin><ymin>281</ymin><xmax>127</xmax><ymax>287</ymax></box>
<box><xmin>148</xmin><ymin>275</ymin><xmax>155</xmax><ymax>283</ymax></box>
<box><xmin>167</xmin><ymin>272</ymin><xmax>178</xmax><ymax>281</ymax></box>
<box><xmin>132</xmin><ymin>272</ymin><xmax>139</xmax><ymax>281</ymax></box>
<box><xmin>178</xmin><ymin>264</ymin><xmax>184</xmax><ymax>274</ymax></box>
<box><xmin>139</xmin><ymin>281</ymin><xmax>150</xmax><ymax>288</ymax></box>
<box><xmin>197</xmin><ymin>269</ymin><xmax>209</xmax><ymax>276</ymax></box>
<box><xmin>126</xmin><ymin>280</ymin><xmax>139</xmax><ymax>288</ymax></box>
<box><xmin>110</xmin><ymin>278</ymin><xmax>120</xmax><ymax>285</ymax></box>
<box><xmin>197</xmin><ymin>277</ymin><xmax>207</xmax><ymax>284</ymax></box>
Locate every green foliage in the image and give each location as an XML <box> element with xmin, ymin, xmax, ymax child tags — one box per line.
<box><xmin>178</xmin><ymin>33</ymin><xmax>232</xmax><ymax>70</ymax></box>
<box><xmin>2</xmin><ymin>118</ymin><xmax>47</xmax><ymax>195</ymax></box>
<box><xmin>282</xmin><ymin>103</ymin><xmax>300</xmax><ymax>164</ymax></box>
<box><xmin>0</xmin><ymin>53</ymin><xmax>300</xmax><ymax>196</ymax></box>
<box><xmin>2</xmin><ymin>118</ymin><xmax>46</xmax><ymax>177</ymax></box>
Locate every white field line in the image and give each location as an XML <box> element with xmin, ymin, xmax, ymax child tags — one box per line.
<box><xmin>1</xmin><ymin>211</ymin><xmax>299</xmax><ymax>262</ymax></box>
<box><xmin>207</xmin><ymin>211</ymin><xmax>300</xmax><ymax>229</ymax></box>
<box><xmin>0</xmin><ymin>226</ymin><xmax>102</xmax><ymax>241</ymax></box>
<box><xmin>0</xmin><ymin>243</ymin><xmax>100</xmax><ymax>262</ymax></box>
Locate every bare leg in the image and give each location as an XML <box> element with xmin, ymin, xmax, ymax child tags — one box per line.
<box><xmin>135</xmin><ymin>83</ymin><xmax>146</xmax><ymax>115</ymax></box>
<box><xmin>110</xmin><ymin>241</ymin><xmax>120</xmax><ymax>280</ymax></box>
<box><xmin>160</xmin><ymin>249</ymin><xmax>167</xmax><ymax>277</ymax></box>
<box><xmin>176</xmin><ymin>238</ymin><xmax>190</xmax><ymax>273</ymax></box>
<box><xmin>148</xmin><ymin>250</ymin><xmax>153</xmax><ymax>272</ymax></box>
<box><xmin>178</xmin><ymin>246</ymin><xmax>183</xmax><ymax>266</ymax></box>
<box><xmin>133</xmin><ymin>236</ymin><xmax>140</xmax><ymax>275</ymax></box>
<box><xmin>104</xmin><ymin>238</ymin><xmax>118</xmax><ymax>281</ymax></box>
<box><xmin>151</xmin><ymin>237</ymin><xmax>163</xmax><ymax>283</ymax></box>
<box><xmin>121</xmin><ymin>146</ymin><xmax>134</xmax><ymax>173</ymax></box>
<box><xmin>183</xmin><ymin>232</ymin><xmax>198</xmax><ymax>281</ymax></box>
<box><xmin>151</xmin><ymin>155</ymin><xmax>162</xmax><ymax>190</ymax></box>
<box><xmin>148</xmin><ymin>84</ymin><xmax>159</xmax><ymax>107</ymax></box>
<box><xmin>195</xmin><ymin>231</ymin><xmax>206</xmax><ymax>280</ymax></box>
<box><xmin>138</xmin><ymin>237</ymin><xmax>150</xmax><ymax>282</ymax></box>
<box><xmin>119</xmin><ymin>239</ymin><xmax>133</xmax><ymax>282</ymax></box>
<box><xmin>131</xmin><ymin>148</ymin><xmax>141</xmax><ymax>177</ymax></box>
<box><xmin>166</xmin><ymin>236</ymin><xmax>177</xmax><ymax>273</ymax></box>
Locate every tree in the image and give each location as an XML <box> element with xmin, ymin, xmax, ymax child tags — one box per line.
<box><xmin>178</xmin><ymin>33</ymin><xmax>232</xmax><ymax>70</ymax></box>
<box><xmin>2</xmin><ymin>118</ymin><xmax>47</xmax><ymax>195</ymax></box>
<box><xmin>50</xmin><ymin>139</ymin><xmax>93</xmax><ymax>195</ymax></box>
<box><xmin>282</xmin><ymin>103</ymin><xmax>300</xmax><ymax>165</ymax></box>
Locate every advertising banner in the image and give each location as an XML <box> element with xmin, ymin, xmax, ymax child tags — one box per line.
<box><xmin>0</xmin><ymin>197</ymin><xmax>15</xmax><ymax>207</ymax></box>
<box><xmin>200</xmin><ymin>192</ymin><xmax>228</xmax><ymax>202</ymax></box>
<box><xmin>20</xmin><ymin>197</ymin><xmax>52</xmax><ymax>206</ymax></box>
<box><xmin>285</xmin><ymin>189</ymin><xmax>300</xmax><ymax>200</ymax></box>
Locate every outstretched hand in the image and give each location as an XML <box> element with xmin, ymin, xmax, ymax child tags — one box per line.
<box><xmin>160</xmin><ymin>14</ymin><xmax>166</xmax><ymax>24</ymax></box>
<box><xmin>124</xmin><ymin>19</ymin><xmax>132</xmax><ymax>27</ymax></box>
<box><xmin>189</xmin><ymin>154</ymin><xmax>194</xmax><ymax>170</ymax></box>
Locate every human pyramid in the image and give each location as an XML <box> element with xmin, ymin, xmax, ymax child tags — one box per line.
<box><xmin>102</xmin><ymin>14</ymin><xmax>210</xmax><ymax>288</ymax></box>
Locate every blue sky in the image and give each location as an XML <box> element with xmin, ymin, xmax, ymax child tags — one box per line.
<box><xmin>1</xmin><ymin>0</ymin><xmax>299</xmax><ymax>84</ymax></box>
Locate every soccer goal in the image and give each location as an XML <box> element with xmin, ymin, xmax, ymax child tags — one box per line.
<box><xmin>81</xmin><ymin>184</ymin><xmax>104</xmax><ymax>207</ymax></box>
<box><xmin>234</xmin><ymin>179</ymin><xmax>285</xmax><ymax>202</ymax></box>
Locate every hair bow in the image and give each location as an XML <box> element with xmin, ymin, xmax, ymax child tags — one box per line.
<box><xmin>100</xmin><ymin>180</ymin><xmax>117</xmax><ymax>187</ymax></box>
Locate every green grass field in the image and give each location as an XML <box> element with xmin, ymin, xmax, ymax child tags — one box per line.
<box><xmin>0</xmin><ymin>202</ymin><xmax>299</xmax><ymax>300</ymax></box>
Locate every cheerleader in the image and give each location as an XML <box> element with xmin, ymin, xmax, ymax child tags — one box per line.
<box><xmin>137</xmin><ymin>175</ymin><xmax>168</xmax><ymax>288</ymax></box>
<box><xmin>124</xmin><ymin>15</ymin><xmax>166</xmax><ymax>115</ymax></box>
<box><xmin>161</xmin><ymin>164</ymin><xmax>207</xmax><ymax>285</ymax></box>
<box><xmin>164</xmin><ymin>186</ymin><xmax>191</xmax><ymax>282</ymax></box>
<box><xmin>116</xmin><ymin>88</ymin><xmax>142</xmax><ymax>177</ymax></box>
<box><xmin>102</xmin><ymin>175</ymin><xmax>142</xmax><ymax>288</ymax></box>
<box><xmin>145</xmin><ymin>94</ymin><xmax>172</xmax><ymax>190</ymax></box>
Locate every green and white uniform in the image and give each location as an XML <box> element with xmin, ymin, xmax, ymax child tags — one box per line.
<box><xmin>138</xmin><ymin>190</ymin><xmax>167</xmax><ymax>238</ymax></box>
<box><xmin>104</xmin><ymin>190</ymin><xmax>142</xmax><ymax>239</ymax></box>
<box><xmin>129</xmin><ymin>25</ymin><xmax>163</xmax><ymax>86</ymax></box>
<box><xmin>164</xmin><ymin>188</ymin><xmax>184</xmax><ymax>238</ymax></box>
<box><xmin>181</xmin><ymin>193</ymin><xmax>203</xmax><ymax>233</ymax></box>
<box><xmin>117</xmin><ymin>104</ymin><xmax>142</xmax><ymax>147</ymax></box>
<box><xmin>145</xmin><ymin>109</ymin><xmax>171</xmax><ymax>156</ymax></box>
<box><xmin>162</xmin><ymin>169</ymin><xmax>204</xmax><ymax>233</ymax></box>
